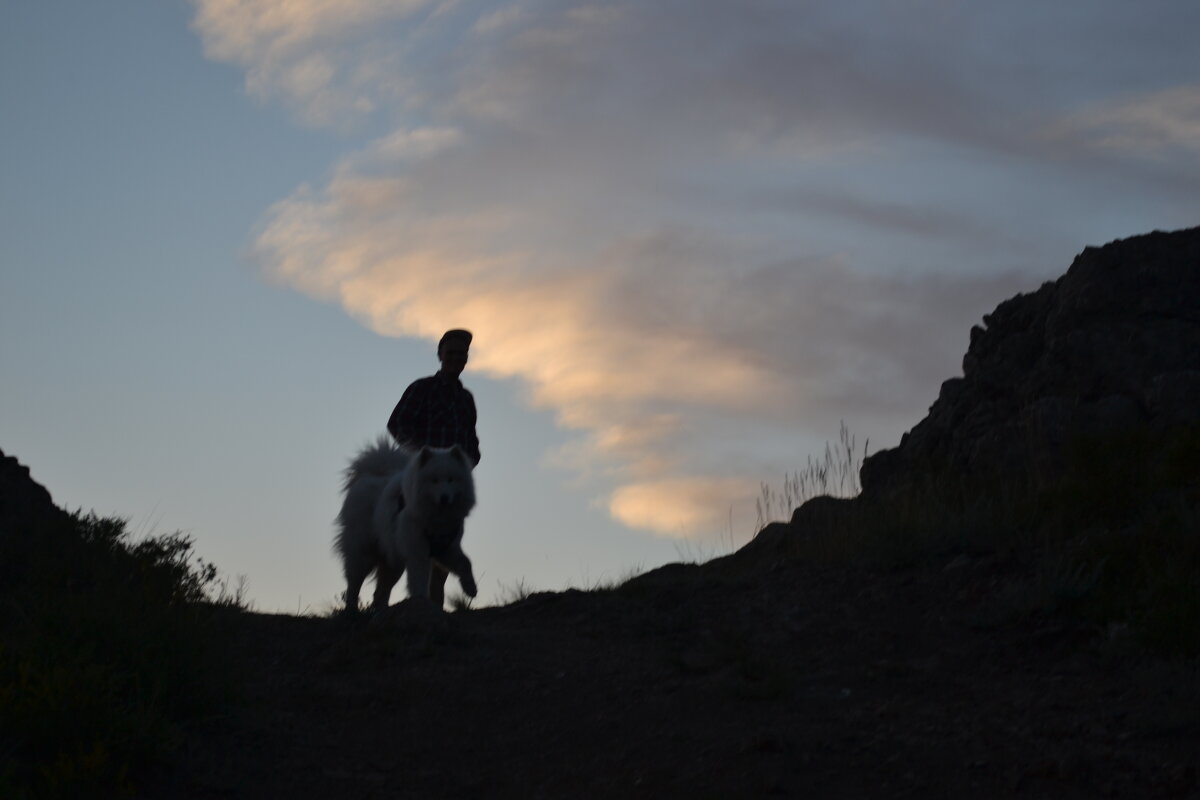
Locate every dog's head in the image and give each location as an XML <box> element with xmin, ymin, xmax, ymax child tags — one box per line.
<box><xmin>412</xmin><ymin>445</ymin><xmax>475</xmax><ymax>512</ymax></box>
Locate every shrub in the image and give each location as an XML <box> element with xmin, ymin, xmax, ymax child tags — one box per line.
<box><xmin>0</xmin><ymin>512</ymin><xmax>238</xmax><ymax>798</ymax></box>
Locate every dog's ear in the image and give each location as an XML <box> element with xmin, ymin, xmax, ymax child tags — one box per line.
<box><xmin>449</xmin><ymin>445</ymin><xmax>468</xmax><ymax>466</ymax></box>
<box><xmin>418</xmin><ymin>446</ymin><xmax>435</xmax><ymax>467</ymax></box>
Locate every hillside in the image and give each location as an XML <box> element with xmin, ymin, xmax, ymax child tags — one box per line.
<box><xmin>137</xmin><ymin>557</ymin><xmax>1197</xmax><ymax>799</ymax></box>
<box><xmin>150</xmin><ymin>226</ymin><xmax>1200</xmax><ymax>799</ymax></box>
<box><xmin>5</xmin><ymin>227</ymin><xmax>1199</xmax><ymax>798</ymax></box>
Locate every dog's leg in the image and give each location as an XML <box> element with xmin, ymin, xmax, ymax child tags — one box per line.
<box><xmin>343</xmin><ymin>558</ymin><xmax>372</xmax><ymax>613</ymax></box>
<box><xmin>372</xmin><ymin>559</ymin><xmax>403</xmax><ymax>611</ymax></box>
<box><xmin>405</xmin><ymin>541</ymin><xmax>433</xmax><ymax>602</ymax></box>
<box><xmin>436</xmin><ymin>543</ymin><xmax>477</xmax><ymax>599</ymax></box>
<box><xmin>429</xmin><ymin>565</ymin><xmax>450</xmax><ymax>608</ymax></box>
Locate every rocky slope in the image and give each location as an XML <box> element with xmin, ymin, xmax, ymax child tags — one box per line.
<box><xmin>860</xmin><ymin>226</ymin><xmax>1200</xmax><ymax>498</ymax></box>
<box><xmin>749</xmin><ymin>226</ymin><xmax>1200</xmax><ymax>562</ymax></box>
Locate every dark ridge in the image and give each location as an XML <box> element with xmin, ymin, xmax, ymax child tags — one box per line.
<box><xmin>740</xmin><ymin>225</ymin><xmax>1200</xmax><ymax>561</ymax></box>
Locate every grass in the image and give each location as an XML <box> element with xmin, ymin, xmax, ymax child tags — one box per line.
<box><xmin>755</xmin><ymin>422</ymin><xmax>867</xmax><ymax>530</ymax></box>
<box><xmin>753</xmin><ymin>422</ymin><xmax>1200</xmax><ymax>656</ymax></box>
<box><xmin>0</xmin><ymin>511</ymin><xmax>242</xmax><ymax>799</ymax></box>
<box><xmin>447</xmin><ymin>591</ymin><xmax>475</xmax><ymax>612</ymax></box>
<box><xmin>580</xmin><ymin>564</ymin><xmax>647</xmax><ymax>593</ymax></box>
<box><xmin>496</xmin><ymin>578</ymin><xmax>535</xmax><ymax>606</ymax></box>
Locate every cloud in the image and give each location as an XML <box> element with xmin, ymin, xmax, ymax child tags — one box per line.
<box><xmin>610</xmin><ymin>477</ymin><xmax>758</xmax><ymax>539</ymax></box>
<box><xmin>194</xmin><ymin>0</ymin><xmax>1196</xmax><ymax>539</ymax></box>
<box><xmin>1045</xmin><ymin>84</ymin><xmax>1200</xmax><ymax>158</ymax></box>
<box><xmin>190</xmin><ymin>0</ymin><xmax>433</xmax><ymax>124</ymax></box>
<box><xmin>471</xmin><ymin>4</ymin><xmax>525</xmax><ymax>37</ymax></box>
<box><xmin>740</xmin><ymin>187</ymin><xmax>1037</xmax><ymax>254</ymax></box>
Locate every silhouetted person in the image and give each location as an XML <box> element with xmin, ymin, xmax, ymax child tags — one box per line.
<box><xmin>386</xmin><ymin>328</ymin><xmax>481</xmax><ymax>606</ymax></box>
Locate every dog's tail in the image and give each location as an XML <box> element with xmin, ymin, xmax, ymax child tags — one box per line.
<box><xmin>342</xmin><ymin>435</ymin><xmax>412</xmax><ymax>493</ymax></box>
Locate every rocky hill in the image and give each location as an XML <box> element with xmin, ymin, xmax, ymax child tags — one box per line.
<box><xmin>860</xmin><ymin>226</ymin><xmax>1200</xmax><ymax>498</ymax></box>
<box><xmin>749</xmin><ymin>226</ymin><xmax>1199</xmax><ymax>567</ymax></box>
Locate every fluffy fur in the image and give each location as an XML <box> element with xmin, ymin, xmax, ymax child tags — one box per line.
<box><xmin>335</xmin><ymin>436</ymin><xmax>477</xmax><ymax>611</ymax></box>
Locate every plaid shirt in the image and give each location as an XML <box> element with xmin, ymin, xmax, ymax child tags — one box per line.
<box><xmin>386</xmin><ymin>373</ymin><xmax>481</xmax><ymax>466</ymax></box>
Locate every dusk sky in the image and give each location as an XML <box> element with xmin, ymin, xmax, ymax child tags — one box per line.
<box><xmin>3</xmin><ymin>1</ymin><xmax>1198</xmax><ymax>611</ymax></box>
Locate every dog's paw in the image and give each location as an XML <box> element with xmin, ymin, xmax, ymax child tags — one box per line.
<box><xmin>461</xmin><ymin>577</ymin><xmax>478</xmax><ymax>598</ymax></box>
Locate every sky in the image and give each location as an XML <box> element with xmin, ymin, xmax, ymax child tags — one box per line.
<box><xmin>2</xmin><ymin>1</ymin><xmax>1198</xmax><ymax>612</ymax></box>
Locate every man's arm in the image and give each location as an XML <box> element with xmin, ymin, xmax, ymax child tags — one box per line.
<box><xmin>464</xmin><ymin>389</ymin><xmax>481</xmax><ymax>467</ymax></box>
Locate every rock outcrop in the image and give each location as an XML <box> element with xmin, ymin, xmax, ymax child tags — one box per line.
<box><xmin>742</xmin><ymin>225</ymin><xmax>1200</xmax><ymax>559</ymax></box>
<box><xmin>859</xmin><ymin>226</ymin><xmax>1200</xmax><ymax>499</ymax></box>
<box><xmin>0</xmin><ymin>447</ymin><xmax>72</xmax><ymax>534</ymax></box>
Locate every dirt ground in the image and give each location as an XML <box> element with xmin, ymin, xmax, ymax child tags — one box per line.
<box><xmin>145</xmin><ymin>553</ymin><xmax>1199</xmax><ymax>799</ymax></box>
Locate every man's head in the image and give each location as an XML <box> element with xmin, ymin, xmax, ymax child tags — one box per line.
<box><xmin>437</xmin><ymin>329</ymin><xmax>472</xmax><ymax>378</ymax></box>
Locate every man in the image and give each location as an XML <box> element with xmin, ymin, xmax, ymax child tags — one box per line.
<box><xmin>387</xmin><ymin>329</ymin><xmax>481</xmax><ymax>466</ymax></box>
<box><xmin>386</xmin><ymin>329</ymin><xmax>481</xmax><ymax>606</ymax></box>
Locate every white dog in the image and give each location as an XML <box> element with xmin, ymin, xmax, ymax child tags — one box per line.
<box><xmin>335</xmin><ymin>436</ymin><xmax>477</xmax><ymax>611</ymax></box>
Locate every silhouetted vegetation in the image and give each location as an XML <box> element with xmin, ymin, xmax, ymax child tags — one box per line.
<box><xmin>756</xmin><ymin>422</ymin><xmax>866</xmax><ymax>530</ymax></box>
<box><xmin>757</xmin><ymin>423</ymin><xmax>1200</xmax><ymax>657</ymax></box>
<box><xmin>0</xmin><ymin>512</ymin><xmax>242</xmax><ymax>798</ymax></box>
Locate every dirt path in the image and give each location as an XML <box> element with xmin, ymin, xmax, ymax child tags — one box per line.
<box><xmin>147</xmin><ymin>555</ymin><xmax>1199</xmax><ymax>799</ymax></box>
